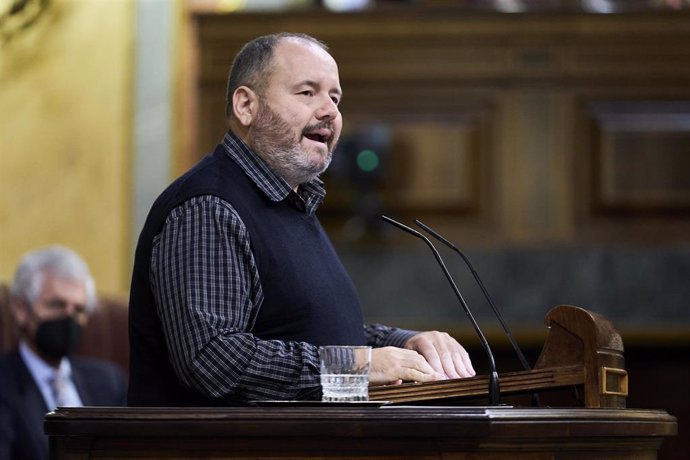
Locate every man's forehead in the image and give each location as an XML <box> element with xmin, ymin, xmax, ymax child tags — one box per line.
<box><xmin>276</xmin><ymin>36</ymin><xmax>327</xmax><ymax>53</ymax></box>
<box><xmin>273</xmin><ymin>38</ymin><xmax>337</xmax><ymax>70</ymax></box>
<box><xmin>267</xmin><ymin>40</ymin><xmax>340</xmax><ymax>95</ymax></box>
<box><xmin>40</xmin><ymin>272</ymin><xmax>86</xmax><ymax>292</ymax></box>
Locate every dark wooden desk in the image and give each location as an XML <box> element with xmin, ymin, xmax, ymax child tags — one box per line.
<box><xmin>45</xmin><ymin>406</ymin><xmax>677</xmax><ymax>459</ymax></box>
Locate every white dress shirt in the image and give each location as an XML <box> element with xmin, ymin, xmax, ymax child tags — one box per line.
<box><xmin>19</xmin><ymin>341</ymin><xmax>83</xmax><ymax>409</ymax></box>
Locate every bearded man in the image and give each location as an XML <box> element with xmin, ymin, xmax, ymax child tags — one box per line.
<box><xmin>127</xmin><ymin>33</ymin><xmax>474</xmax><ymax>406</ymax></box>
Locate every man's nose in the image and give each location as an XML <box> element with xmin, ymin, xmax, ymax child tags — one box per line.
<box><xmin>64</xmin><ymin>303</ymin><xmax>77</xmax><ymax>316</ymax></box>
<box><xmin>315</xmin><ymin>96</ymin><xmax>339</xmax><ymax>120</ymax></box>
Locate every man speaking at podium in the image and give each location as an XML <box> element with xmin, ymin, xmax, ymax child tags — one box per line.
<box><xmin>128</xmin><ymin>33</ymin><xmax>475</xmax><ymax>406</ymax></box>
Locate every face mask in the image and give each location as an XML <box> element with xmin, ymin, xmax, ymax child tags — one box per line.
<box><xmin>34</xmin><ymin>316</ymin><xmax>82</xmax><ymax>360</ymax></box>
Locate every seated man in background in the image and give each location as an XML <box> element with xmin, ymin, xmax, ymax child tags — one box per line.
<box><xmin>0</xmin><ymin>245</ymin><xmax>127</xmax><ymax>460</ymax></box>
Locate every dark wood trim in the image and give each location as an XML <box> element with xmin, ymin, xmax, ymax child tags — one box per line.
<box><xmin>46</xmin><ymin>406</ymin><xmax>677</xmax><ymax>459</ymax></box>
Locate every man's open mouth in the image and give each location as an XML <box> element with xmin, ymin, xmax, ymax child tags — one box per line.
<box><xmin>303</xmin><ymin>129</ymin><xmax>332</xmax><ymax>145</ymax></box>
<box><xmin>304</xmin><ymin>133</ymin><xmax>327</xmax><ymax>143</ymax></box>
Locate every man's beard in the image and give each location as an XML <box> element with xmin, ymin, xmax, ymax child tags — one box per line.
<box><xmin>249</xmin><ymin>101</ymin><xmax>335</xmax><ymax>187</ymax></box>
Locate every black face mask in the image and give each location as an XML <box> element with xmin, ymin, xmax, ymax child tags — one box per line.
<box><xmin>34</xmin><ymin>316</ymin><xmax>82</xmax><ymax>360</ymax></box>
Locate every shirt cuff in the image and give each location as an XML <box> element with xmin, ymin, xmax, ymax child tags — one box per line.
<box><xmin>384</xmin><ymin>328</ymin><xmax>418</xmax><ymax>348</ymax></box>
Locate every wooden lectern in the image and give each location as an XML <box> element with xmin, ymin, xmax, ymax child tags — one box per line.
<box><xmin>46</xmin><ymin>406</ymin><xmax>675</xmax><ymax>460</ymax></box>
<box><xmin>369</xmin><ymin>305</ymin><xmax>629</xmax><ymax>407</ymax></box>
<box><xmin>45</xmin><ymin>306</ymin><xmax>677</xmax><ymax>459</ymax></box>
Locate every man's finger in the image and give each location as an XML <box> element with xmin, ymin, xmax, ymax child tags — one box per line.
<box><xmin>405</xmin><ymin>367</ymin><xmax>443</xmax><ymax>383</ymax></box>
<box><xmin>418</xmin><ymin>345</ymin><xmax>445</xmax><ymax>376</ymax></box>
<box><xmin>455</xmin><ymin>349</ymin><xmax>476</xmax><ymax>377</ymax></box>
<box><xmin>440</xmin><ymin>352</ymin><xmax>461</xmax><ymax>379</ymax></box>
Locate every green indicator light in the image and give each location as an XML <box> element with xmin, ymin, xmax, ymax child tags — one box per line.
<box><xmin>356</xmin><ymin>149</ymin><xmax>379</xmax><ymax>172</ymax></box>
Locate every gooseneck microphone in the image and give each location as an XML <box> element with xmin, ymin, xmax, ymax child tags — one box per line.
<box><xmin>414</xmin><ymin>219</ymin><xmax>533</xmax><ymax>373</ymax></box>
<box><xmin>381</xmin><ymin>215</ymin><xmax>500</xmax><ymax>405</ymax></box>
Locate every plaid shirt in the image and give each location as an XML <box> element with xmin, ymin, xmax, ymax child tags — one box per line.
<box><xmin>149</xmin><ymin>132</ymin><xmax>415</xmax><ymax>402</ymax></box>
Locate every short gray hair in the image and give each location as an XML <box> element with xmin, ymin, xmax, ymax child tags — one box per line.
<box><xmin>225</xmin><ymin>32</ymin><xmax>330</xmax><ymax>117</ymax></box>
<box><xmin>11</xmin><ymin>245</ymin><xmax>97</xmax><ymax>313</ymax></box>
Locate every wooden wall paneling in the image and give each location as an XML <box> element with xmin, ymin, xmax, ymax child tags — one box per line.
<box><xmin>501</xmin><ymin>89</ymin><xmax>580</xmax><ymax>244</ymax></box>
<box><xmin>189</xmin><ymin>10</ymin><xmax>690</xmax><ymax>245</ymax></box>
<box><xmin>589</xmin><ymin>101</ymin><xmax>690</xmax><ymax>212</ymax></box>
<box><xmin>198</xmin><ymin>82</ymin><xmax>227</xmax><ymax>155</ymax></box>
<box><xmin>573</xmin><ymin>93</ymin><xmax>690</xmax><ymax>243</ymax></box>
<box><xmin>320</xmin><ymin>87</ymin><xmax>494</xmax><ymax>216</ymax></box>
<box><xmin>553</xmin><ymin>91</ymin><xmax>578</xmax><ymax>242</ymax></box>
<box><xmin>318</xmin><ymin>111</ymin><xmax>492</xmax><ymax>241</ymax></box>
<box><xmin>499</xmin><ymin>90</ymin><xmax>573</xmax><ymax>243</ymax></box>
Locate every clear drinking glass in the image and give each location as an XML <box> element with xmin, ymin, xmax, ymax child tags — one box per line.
<box><xmin>319</xmin><ymin>345</ymin><xmax>372</xmax><ymax>402</ymax></box>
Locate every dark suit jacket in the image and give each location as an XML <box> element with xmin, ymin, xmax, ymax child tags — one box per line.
<box><xmin>0</xmin><ymin>349</ymin><xmax>127</xmax><ymax>460</ymax></box>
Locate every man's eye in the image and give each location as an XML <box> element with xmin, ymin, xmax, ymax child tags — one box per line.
<box><xmin>46</xmin><ymin>300</ymin><xmax>67</xmax><ymax>310</ymax></box>
<box><xmin>299</xmin><ymin>90</ymin><xmax>313</xmax><ymax>97</ymax></box>
<box><xmin>331</xmin><ymin>96</ymin><xmax>340</xmax><ymax>105</ymax></box>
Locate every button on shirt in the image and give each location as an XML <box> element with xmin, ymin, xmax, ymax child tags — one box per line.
<box><xmin>150</xmin><ymin>132</ymin><xmax>416</xmax><ymax>402</ymax></box>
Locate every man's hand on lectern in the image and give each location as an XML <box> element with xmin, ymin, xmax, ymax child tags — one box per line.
<box><xmin>404</xmin><ymin>331</ymin><xmax>476</xmax><ymax>379</ymax></box>
<box><xmin>369</xmin><ymin>346</ymin><xmax>444</xmax><ymax>385</ymax></box>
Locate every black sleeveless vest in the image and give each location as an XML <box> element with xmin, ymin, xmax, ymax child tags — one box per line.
<box><xmin>127</xmin><ymin>143</ymin><xmax>365</xmax><ymax>406</ymax></box>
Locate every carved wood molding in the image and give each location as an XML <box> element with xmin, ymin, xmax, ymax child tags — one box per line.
<box><xmin>196</xmin><ymin>11</ymin><xmax>690</xmax><ymax>85</ymax></box>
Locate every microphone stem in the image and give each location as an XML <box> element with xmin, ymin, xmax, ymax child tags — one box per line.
<box><xmin>415</xmin><ymin>220</ymin><xmax>532</xmax><ymax>373</ymax></box>
<box><xmin>381</xmin><ymin>216</ymin><xmax>500</xmax><ymax>405</ymax></box>
<box><xmin>422</xmin><ymin>239</ymin><xmax>500</xmax><ymax>405</ymax></box>
<box><xmin>415</xmin><ymin>219</ymin><xmax>541</xmax><ymax>407</ymax></box>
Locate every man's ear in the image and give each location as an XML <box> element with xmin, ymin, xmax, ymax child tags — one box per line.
<box><xmin>10</xmin><ymin>297</ymin><xmax>30</xmax><ymax>329</ymax></box>
<box><xmin>232</xmin><ymin>86</ymin><xmax>258</xmax><ymax>127</ymax></box>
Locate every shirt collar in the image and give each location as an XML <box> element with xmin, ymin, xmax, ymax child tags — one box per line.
<box><xmin>19</xmin><ymin>341</ymin><xmax>72</xmax><ymax>383</ymax></box>
<box><xmin>221</xmin><ymin>132</ymin><xmax>326</xmax><ymax>215</ymax></box>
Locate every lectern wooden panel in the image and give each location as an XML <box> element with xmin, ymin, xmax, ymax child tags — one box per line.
<box><xmin>46</xmin><ymin>406</ymin><xmax>676</xmax><ymax>460</ymax></box>
<box><xmin>370</xmin><ymin>305</ymin><xmax>627</xmax><ymax>407</ymax></box>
